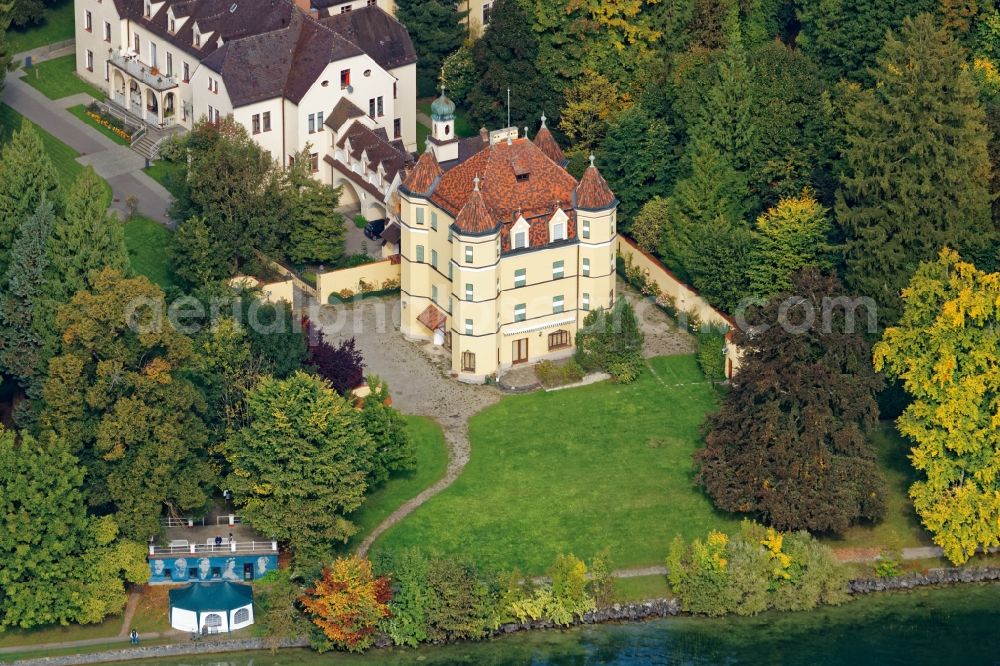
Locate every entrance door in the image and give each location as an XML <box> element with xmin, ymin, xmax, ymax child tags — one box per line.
<box><xmin>513</xmin><ymin>338</ymin><xmax>529</xmax><ymax>364</ymax></box>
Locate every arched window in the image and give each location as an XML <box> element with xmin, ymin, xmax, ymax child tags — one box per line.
<box><xmin>233</xmin><ymin>608</ymin><xmax>250</xmax><ymax>624</ymax></box>
<box><xmin>204</xmin><ymin>613</ymin><xmax>223</xmax><ymax>632</ymax></box>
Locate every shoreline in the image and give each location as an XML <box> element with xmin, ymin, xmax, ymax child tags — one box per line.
<box><xmin>12</xmin><ymin>567</ymin><xmax>1000</xmax><ymax>666</ymax></box>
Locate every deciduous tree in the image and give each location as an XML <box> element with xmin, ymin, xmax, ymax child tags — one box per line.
<box><xmin>873</xmin><ymin>249</ymin><xmax>1000</xmax><ymax>564</ymax></box>
<box><xmin>360</xmin><ymin>376</ymin><xmax>416</xmax><ymax>485</ymax></box>
<box><xmin>288</xmin><ymin>182</ymin><xmax>346</xmax><ymax>266</ymax></box>
<box><xmin>223</xmin><ymin>372</ymin><xmax>375</xmax><ymax>562</ymax></box>
<box><xmin>696</xmin><ymin>269</ymin><xmax>887</xmax><ymax>533</ymax></box>
<box><xmin>300</xmin><ymin>557</ymin><xmax>391</xmax><ymax>652</ymax></box>
<box><xmin>749</xmin><ymin>192</ymin><xmax>832</xmax><ymax>299</ymax></box>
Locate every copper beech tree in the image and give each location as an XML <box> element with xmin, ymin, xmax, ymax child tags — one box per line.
<box><xmin>696</xmin><ymin>269</ymin><xmax>886</xmax><ymax>533</ymax></box>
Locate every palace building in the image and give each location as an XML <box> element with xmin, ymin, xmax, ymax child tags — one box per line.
<box><xmin>398</xmin><ymin>92</ymin><xmax>619</xmax><ymax>381</ymax></box>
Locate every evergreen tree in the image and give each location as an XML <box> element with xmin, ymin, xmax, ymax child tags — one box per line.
<box><xmin>836</xmin><ymin>14</ymin><xmax>994</xmax><ymax>325</ymax></box>
<box><xmin>173</xmin><ymin>215</ymin><xmax>229</xmax><ymax>287</ymax></box>
<box><xmin>360</xmin><ymin>377</ymin><xmax>416</xmax><ymax>486</ymax></box>
<box><xmin>47</xmin><ymin>167</ymin><xmax>129</xmax><ymax>301</ymax></box>
<box><xmin>659</xmin><ymin>140</ymin><xmax>748</xmax><ymax>281</ymax></box>
<box><xmin>797</xmin><ymin>0</ymin><xmax>936</xmax><ymax>83</ymax></box>
<box><xmin>288</xmin><ymin>183</ymin><xmax>346</xmax><ymax>265</ymax></box>
<box><xmin>697</xmin><ymin>269</ymin><xmax>887</xmax><ymax>533</ymax></box>
<box><xmin>467</xmin><ymin>0</ymin><xmax>558</xmax><ymax>132</ymax></box>
<box><xmin>395</xmin><ymin>0</ymin><xmax>467</xmax><ymax>97</ymax></box>
<box><xmin>0</xmin><ymin>200</ymin><xmax>53</xmax><ymax>397</ymax></box>
<box><xmin>687</xmin><ymin>221</ymin><xmax>756</xmax><ymax>314</ymax></box>
<box><xmin>598</xmin><ymin>103</ymin><xmax>677</xmax><ymax>223</ymax></box>
<box><xmin>0</xmin><ymin>120</ymin><xmax>61</xmax><ymax>273</ymax></box>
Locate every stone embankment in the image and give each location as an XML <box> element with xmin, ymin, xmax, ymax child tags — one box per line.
<box><xmin>848</xmin><ymin>566</ymin><xmax>1000</xmax><ymax>594</ymax></box>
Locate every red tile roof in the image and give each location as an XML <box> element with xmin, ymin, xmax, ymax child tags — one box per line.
<box><xmin>453</xmin><ymin>188</ymin><xmax>496</xmax><ymax>235</ymax></box>
<box><xmin>401</xmin><ymin>149</ymin><xmax>443</xmax><ymax>195</ymax></box>
<box><xmin>575</xmin><ymin>163</ymin><xmax>617</xmax><ymax>211</ymax></box>
<box><xmin>533</xmin><ymin>125</ymin><xmax>566</xmax><ymax>166</ymax></box>
<box><xmin>430</xmin><ymin>137</ymin><xmax>577</xmax><ymax>223</ymax></box>
<box><xmin>417</xmin><ymin>303</ymin><xmax>447</xmax><ymax>332</ymax></box>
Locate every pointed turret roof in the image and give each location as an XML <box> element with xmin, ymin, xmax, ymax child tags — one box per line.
<box><xmin>574</xmin><ymin>155</ymin><xmax>617</xmax><ymax>211</ymax></box>
<box><xmin>401</xmin><ymin>147</ymin><xmax>443</xmax><ymax>196</ymax></box>
<box><xmin>452</xmin><ymin>178</ymin><xmax>497</xmax><ymax>235</ymax></box>
<box><xmin>532</xmin><ymin>114</ymin><xmax>566</xmax><ymax>167</ymax></box>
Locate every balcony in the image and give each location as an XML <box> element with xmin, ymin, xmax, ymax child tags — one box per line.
<box><xmin>108</xmin><ymin>50</ymin><xmax>178</xmax><ymax>92</ymax></box>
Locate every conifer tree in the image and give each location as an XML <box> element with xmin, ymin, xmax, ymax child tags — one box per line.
<box><xmin>395</xmin><ymin>0</ymin><xmax>467</xmax><ymax>97</ymax></box>
<box><xmin>173</xmin><ymin>215</ymin><xmax>229</xmax><ymax>287</ymax></box>
<box><xmin>0</xmin><ymin>200</ymin><xmax>53</xmax><ymax>397</ymax></box>
<box><xmin>467</xmin><ymin>0</ymin><xmax>557</xmax><ymax>132</ymax></box>
<box><xmin>749</xmin><ymin>192</ymin><xmax>832</xmax><ymax>299</ymax></box>
<box><xmin>0</xmin><ymin>120</ymin><xmax>61</xmax><ymax>273</ymax></box>
<box><xmin>836</xmin><ymin>14</ymin><xmax>994</xmax><ymax>325</ymax></box>
<box><xmin>288</xmin><ymin>183</ymin><xmax>346</xmax><ymax>265</ymax></box>
<box><xmin>47</xmin><ymin>167</ymin><xmax>129</xmax><ymax>301</ymax></box>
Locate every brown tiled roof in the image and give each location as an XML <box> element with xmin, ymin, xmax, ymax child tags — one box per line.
<box><xmin>533</xmin><ymin>126</ymin><xmax>566</xmax><ymax>167</ymax></box>
<box><xmin>328</xmin><ymin>120</ymin><xmax>411</xmax><ymax>196</ymax></box>
<box><xmin>400</xmin><ymin>149</ymin><xmax>443</xmax><ymax>196</ymax></box>
<box><xmin>417</xmin><ymin>304</ymin><xmax>447</xmax><ymax>332</ymax></box>
<box><xmin>430</xmin><ymin>137</ymin><xmax>577</xmax><ymax>223</ymax></box>
<box><xmin>325</xmin><ymin>97</ymin><xmax>366</xmax><ymax>131</ymax></box>
<box><xmin>320</xmin><ymin>6</ymin><xmax>417</xmax><ymax>71</ymax></box>
<box><xmin>575</xmin><ymin>163</ymin><xmax>617</xmax><ymax>211</ymax></box>
<box><xmin>453</xmin><ymin>188</ymin><xmax>496</xmax><ymax>235</ymax></box>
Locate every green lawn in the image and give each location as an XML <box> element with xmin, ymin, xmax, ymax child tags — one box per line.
<box><xmin>143</xmin><ymin>159</ymin><xmax>185</xmax><ymax>200</ymax></box>
<box><xmin>0</xmin><ymin>103</ymin><xmax>111</xmax><ymax>202</ymax></box>
<box><xmin>827</xmin><ymin>424</ymin><xmax>933</xmax><ymax>551</ymax></box>
<box><xmin>67</xmin><ymin>104</ymin><xmax>129</xmax><ymax>145</ymax></box>
<box><xmin>342</xmin><ymin>416</ymin><xmax>449</xmax><ymax>552</ymax></box>
<box><xmin>612</xmin><ymin>574</ymin><xmax>671</xmax><ymax>603</ymax></box>
<box><xmin>125</xmin><ymin>216</ymin><xmax>176</xmax><ymax>290</ymax></box>
<box><xmin>374</xmin><ymin>356</ymin><xmax>738</xmax><ymax>574</ymax></box>
<box><xmin>416</xmin><ymin>121</ymin><xmax>430</xmax><ymax>151</ymax></box>
<box><xmin>23</xmin><ymin>54</ymin><xmax>106</xmax><ymax>101</ymax></box>
<box><xmin>0</xmin><ymin>616</ymin><xmax>120</xmax><ymax>649</ymax></box>
<box><xmin>5</xmin><ymin>0</ymin><xmax>75</xmax><ymax>55</ymax></box>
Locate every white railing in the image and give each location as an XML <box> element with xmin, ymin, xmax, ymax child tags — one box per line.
<box><xmin>159</xmin><ymin>516</ymin><xmax>205</xmax><ymax>527</ymax></box>
<box><xmin>149</xmin><ymin>539</ymin><xmax>278</xmax><ymax>556</ymax></box>
<box><xmin>216</xmin><ymin>515</ymin><xmax>242</xmax><ymax>526</ymax></box>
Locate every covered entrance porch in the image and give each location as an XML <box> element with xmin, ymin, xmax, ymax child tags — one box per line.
<box><xmin>108</xmin><ymin>51</ymin><xmax>180</xmax><ymax>129</ymax></box>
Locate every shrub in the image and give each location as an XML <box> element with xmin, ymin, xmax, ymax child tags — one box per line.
<box><xmin>534</xmin><ymin>360</ymin><xmax>585</xmax><ymax>387</ymax></box>
<box><xmin>575</xmin><ymin>299</ymin><xmax>644</xmax><ymax>383</ymax></box>
<box><xmin>300</xmin><ymin>557</ymin><xmax>391</xmax><ymax>652</ymax></box>
<box><xmin>667</xmin><ymin>521</ymin><xmax>849</xmax><ymax>617</ymax></box>
<box><xmin>255</xmin><ymin>570</ymin><xmax>308</xmax><ymax>653</ymax></box>
<box><xmin>308</xmin><ymin>333</ymin><xmax>365</xmax><ymax>396</ymax></box>
<box><xmin>354</xmin><ymin>214</ymin><xmax>368</xmax><ymax>229</ymax></box>
<box><xmin>696</xmin><ymin>326</ymin><xmax>728</xmax><ymax>384</ymax></box>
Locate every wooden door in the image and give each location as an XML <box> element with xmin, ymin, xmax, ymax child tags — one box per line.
<box><xmin>513</xmin><ymin>338</ymin><xmax>529</xmax><ymax>364</ymax></box>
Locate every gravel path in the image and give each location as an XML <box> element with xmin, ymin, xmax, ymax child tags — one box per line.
<box><xmin>618</xmin><ymin>277</ymin><xmax>697</xmax><ymax>358</ymax></box>
<box><xmin>313</xmin><ymin>298</ymin><xmax>502</xmax><ymax>555</ymax></box>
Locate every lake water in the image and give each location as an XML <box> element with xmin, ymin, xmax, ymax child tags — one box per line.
<box><xmin>137</xmin><ymin>583</ymin><xmax>1000</xmax><ymax>665</ymax></box>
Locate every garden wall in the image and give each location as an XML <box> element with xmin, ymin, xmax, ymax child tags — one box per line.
<box><xmin>616</xmin><ymin>236</ymin><xmax>743</xmax><ymax>379</ymax></box>
<box><xmin>317</xmin><ymin>259</ymin><xmax>401</xmax><ymax>304</ymax></box>
<box><xmin>260</xmin><ymin>278</ymin><xmax>294</xmax><ymax>305</ymax></box>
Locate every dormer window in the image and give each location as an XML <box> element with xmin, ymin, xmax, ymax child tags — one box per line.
<box><xmin>515</xmin><ymin>173</ymin><xmax>528</xmax><ymax>182</ymax></box>
<box><xmin>512</xmin><ymin>216</ymin><xmax>530</xmax><ymax>250</ymax></box>
<box><xmin>144</xmin><ymin>0</ymin><xmax>151</xmax><ymax>17</ymax></box>
<box><xmin>169</xmin><ymin>17</ymin><xmax>175</xmax><ymax>32</ymax></box>
<box><xmin>549</xmin><ymin>208</ymin><xmax>568</xmax><ymax>242</ymax></box>
<box><xmin>193</xmin><ymin>26</ymin><xmax>201</xmax><ymax>47</ymax></box>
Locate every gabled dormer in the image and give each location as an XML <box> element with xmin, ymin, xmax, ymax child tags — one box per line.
<box><xmin>511</xmin><ymin>216</ymin><xmax>531</xmax><ymax>251</ymax></box>
<box><xmin>548</xmin><ymin>208</ymin><xmax>568</xmax><ymax>243</ymax></box>
<box><xmin>192</xmin><ymin>23</ymin><xmax>214</xmax><ymax>48</ymax></box>
<box><xmin>143</xmin><ymin>0</ymin><xmax>166</xmax><ymax>19</ymax></box>
<box><xmin>167</xmin><ymin>7</ymin><xmax>189</xmax><ymax>34</ymax></box>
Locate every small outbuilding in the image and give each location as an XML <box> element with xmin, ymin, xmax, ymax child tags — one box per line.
<box><xmin>168</xmin><ymin>582</ymin><xmax>254</xmax><ymax>634</ymax></box>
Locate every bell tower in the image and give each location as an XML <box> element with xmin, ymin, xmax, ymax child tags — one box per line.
<box><xmin>429</xmin><ymin>86</ymin><xmax>459</xmax><ymax>163</ymax></box>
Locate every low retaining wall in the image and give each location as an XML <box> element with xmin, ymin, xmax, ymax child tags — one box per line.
<box><xmin>848</xmin><ymin>566</ymin><xmax>1000</xmax><ymax>594</ymax></box>
<box><xmin>11</xmin><ymin>637</ymin><xmax>310</xmax><ymax>666</ymax></box>
<box><xmin>317</xmin><ymin>259</ymin><xmax>400</xmax><ymax>305</ymax></box>
<box><xmin>493</xmin><ymin>599</ymin><xmax>681</xmax><ymax>636</ymax></box>
<box><xmin>616</xmin><ymin>236</ymin><xmax>743</xmax><ymax>379</ymax></box>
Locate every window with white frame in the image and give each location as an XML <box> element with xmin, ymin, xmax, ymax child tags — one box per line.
<box><xmin>432</xmin><ymin>285</ymin><xmax>438</xmax><ymax>302</ymax></box>
<box><xmin>149</xmin><ymin>41</ymin><xmax>157</xmax><ymax>68</ymax></box>
<box><xmin>415</xmin><ymin>208</ymin><xmax>425</xmax><ymax>225</ymax></box>
<box><xmin>513</xmin><ymin>230</ymin><xmax>527</xmax><ymax>249</ymax></box>
<box><xmin>464</xmin><ymin>245</ymin><xmax>473</xmax><ymax>264</ymax></box>
<box><xmin>431</xmin><ymin>249</ymin><xmax>438</xmax><ymax>268</ymax></box>
<box><xmin>252</xmin><ymin>114</ymin><xmax>261</xmax><ymax>135</ymax></box>
<box><xmin>552</xmin><ymin>260</ymin><xmax>564</xmax><ymax>279</ymax></box>
<box><xmin>549</xmin><ymin>209</ymin><xmax>568</xmax><ymax>242</ymax></box>
<box><xmin>553</xmin><ymin>295</ymin><xmax>564</xmax><ymax>314</ymax></box>
<box><xmin>431</xmin><ymin>211</ymin><xmax>437</xmax><ymax>230</ymax></box>
<box><xmin>582</xmin><ymin>258</ymin><xmax>590</xmax><ymax>277</ymax></box>
<box><xmin>465</xmin><ymin>319</ymin><xmax>473</xmax><ymax>335</ymax></box>
<box><xmin>514</xmin><ymin>303</ymin><xmax>526</xmax><ymax>322</ymax></box>
<box><xmin>84</xmin><ymin>9</ymin><xmax>92</xmax><ymax>30</ymax></box>
<box><xmin>512</xmin><ymin>216</ymin><xmax>530</xmax><ymax>250</ymax></box>
<box><xmin>317</xmin><ymin>111</ymin><xmax>324</xmax><ymax>129</ymax></box>
<box><xmin>103</xmin><ymin>21</ymin><xmax>111</xmax><ymax>41</ymax></box>
<box><xmin>514</xmin><ymin>268</ymin><xmax>526</xmax><ymax>288</ymax></box>
<box><xmin>166</xmin><ymin>52</ymin><xmax>172</xmax><ymax>77</ymax></box>
<box><xmin>465</xmin><ymin>283</ymin><xmax>473</xmax><ymax>300</ymax></box>
<box><xmin>416</xmin><ymin>245</ymin><xmax>424</xmax><ymax>263</ymax></box>
<box><xmin>483</xmin><ymin>2</ymin><xmax>492</xmax><ymax>24</ymax></box>
<box><xmin>582</xmin><ymin>220</ymin><xmax>590</xmax><ymax>239</ymax></box>
<box><xmin>308</xmin><ymin>114</ymin><xmax>316</xmax><ymax>133</ymax></box>
<box><xmin>448</xmin><ymin>263</ymin><xmax>453</xmax><ymax>279</ymax></box>
<box><xmin>85</xmin><ymin>49</ymin><xmax>93</xmax><ymax>71</ymax></box>
<box><xmin>582</xmin><ymin>293</ymin><xmax>590</xmax><ymax>310</ymax></box>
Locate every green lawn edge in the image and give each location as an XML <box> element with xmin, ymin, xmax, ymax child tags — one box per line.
<box><xmin>125</xmin><ymin>216</ymin><xmax>176</xmax><ymax>290</ymax></box>
<box><xmin>5</xmin><ymin>0</ymin><xmax>75</xmax><ymax>55</ymax></box>
<box><xmin>22</xmin><ymin>54</ymin><xmax>106</xmax><ymax>101</ymax></box>
<box><xmin>66</xmin><ymin>104</ymin><xmax>130</xmax><ymax>146</ymax></box>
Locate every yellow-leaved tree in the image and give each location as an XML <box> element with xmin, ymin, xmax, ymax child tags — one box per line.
<box><xmin>873</xmin><ymin>248</ymin><xmax>1000</xmax><ymax>564</ymax></box>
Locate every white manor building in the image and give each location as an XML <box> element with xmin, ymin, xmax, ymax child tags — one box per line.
<box><xmin>74</xmin><ymin>0</ymin><xmax>417</xmax><ymax>217</ymax></box>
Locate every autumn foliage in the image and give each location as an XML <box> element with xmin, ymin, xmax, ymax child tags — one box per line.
<box><xmin>299</xmin><ymin>557</ymin><xmax>392</xmax><ymax>652</ymax></box>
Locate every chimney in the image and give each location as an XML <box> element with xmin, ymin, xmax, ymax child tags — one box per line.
<box><xmin>479</xmin><ymin>127</ymin><xmax>489</xmax><ymax>143</ymax></box>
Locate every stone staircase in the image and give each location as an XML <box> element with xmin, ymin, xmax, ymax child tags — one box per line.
<box><xmin>130</xmin><ymin>125</ymin><xmax>182</xmax><ymax>161</ymax></box>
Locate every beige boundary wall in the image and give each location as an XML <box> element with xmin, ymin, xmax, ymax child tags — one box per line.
<box><xmin>616</xmin><ymin>236</ymin><xmax>743</xmax><ymax>380</ymax></box>
<box><xmin>261</xmin><ymin>279</ymin><xmax>295</xmax><ymax>305</ymax></box>
<box><xmin>317</xmin><ymin>259</ymin><xmax>401</xmax><ymax>305</ymax></box>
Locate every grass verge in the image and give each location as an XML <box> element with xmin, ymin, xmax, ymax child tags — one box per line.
<box><xmin>66</xmin><ymin>104</ymin><xmax>130</xmax><ymax>145</ymax></box>
<box><xmin>22</xmin><ymin>54</ymin><xmax>106</xmax><ymax>101</ymax></box>
<box><xmin>342</xmin><ymin>416</ymin><xmax>449</xmax><ymax>552</ymax></box>
<box><xmin>143</xmin><ymin>160</ymin><xmax>185</xmax><ymax>200</ymax></box>
<box><xmin>125</xmin><ymin>216</ymin><xmax>176</xmax><ymax>290</ymax></box>
<box><xmin>6</xmin><ymin>0</ymin><xmax>74</xmax><ymax>55</ymax></box>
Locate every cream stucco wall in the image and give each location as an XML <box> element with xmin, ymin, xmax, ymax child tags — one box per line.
<box><xmin>389</xmin><ymin>62</ymin><xmax>416</xmax><ymax>151</ymax></box>
<box><xmin>317</xmin><ymin>259</ymin><xmax>401</xmax><ymax>304</ymax></box>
